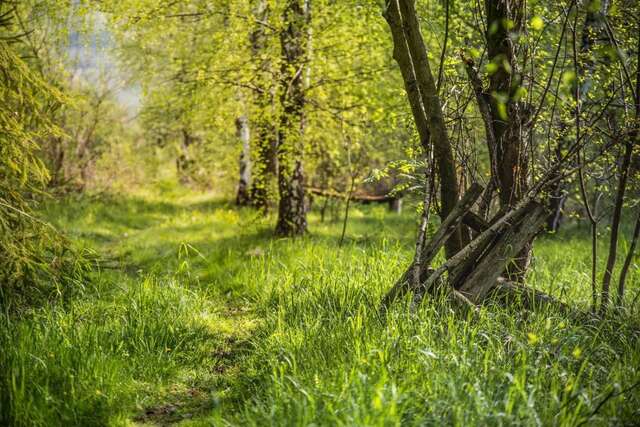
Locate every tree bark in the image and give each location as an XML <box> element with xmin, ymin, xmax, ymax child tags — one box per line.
<box><xmin>249</xmin><ymin>0</ymin><xmax>278</xmax><ymax>211</ymax></box>
<box><xmin>385</xmin><ymin>0</ymin><xmax>463</xmax><ymax>258</ymax></box>
<box><xmin>458</xmin><ymin>202</ymin><xmax>547</xmax><ymax>303</ymax></box>
<box><xmin>275</xmin><ymin>0</ymin><xmax>309</xmax><ymax>237</ymax></box>
<box><xmin>236</xmin><ymin>115</ymin><xmax>252</xmax><ymax>206</ymax></box>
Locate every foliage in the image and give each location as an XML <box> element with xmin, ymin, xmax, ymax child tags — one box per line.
<box><xmin>0</xmin><ymin>5</ymin><xmax>89</xmax><ymax>308</ymax></box>
<box><xmin>86</xmin><ymin>0</ymin><xmax>407</xmax><ymax>194</ymax></box>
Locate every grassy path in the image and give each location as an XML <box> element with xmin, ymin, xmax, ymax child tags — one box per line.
<box><xmin>2</xmin><ymin>189</ymin><xmax>639</xmax><ymax>426</ymax></box>
<box><xmin>41</xmin><ymin>192</ymin><xmax>271</xmax><ymax>425</ymax></box>
<box><xmin>24</xmin><ymin>190</ymin><xmax>413</xmax><ymax>425</ymax></box>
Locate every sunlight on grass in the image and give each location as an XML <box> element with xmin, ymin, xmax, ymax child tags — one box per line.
<box><xmin>1</xmin><ymin>188</ymin><xmax>639</xmax><ymax>426</ymax></box>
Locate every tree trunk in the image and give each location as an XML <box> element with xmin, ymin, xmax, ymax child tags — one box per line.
<box><xmin>384</xmin><ymin>0</ymin><xmax>463</xmax><ymax>258</ymax></box>
<box><xmin>546</xmin><ymin>138</ymin><xmax>568</xmax><ymax>232</ymax></box>
<box><xmin>546</xmin><ymin>182</ymin><xmax>567</xmax><ymax>232</ymax></box>
<box><xmin>600</xmin><ymin>141</ymin><xmax>634</xmax><ymax>313</ymax></box>
<box><xmin>388</xmin><ymin>197</ymin><xmax>402</xmax><ymax>213</ymax></box>
<box><xmin>601</xmin><ymin>21</ymin><xmax>640</xmax><ymax>313</ymax></box>
<box><xmin>617</xmin><ymin>209</ymin><xmax>640</xmax><ymax>308</ymax></box>
<box><xmin>485</xmin><ymin>0</ymin><xmax>529</xmax><ymax>209</ymax></box>
<box><xmin>249</xmin><ymin>0</ymin><xmax>278</xmax><ymax>211</ymax></box>
<box><xmin>75</xmin><ymin>135</ymin><xmax>92</xmax><ymax>189</ymax></box>
<box><xmin>483</xmin><ymin>0</ymin><xmax>534</xmax><ymax>280</ymax></box>
<box><xmin>48</xmin><ymin>136</ymin><xmax>66</xmax><ymax>187</ymax></box>
<box><xmin>462</xmin><ymin>0</ymin><xmax>532</xmax><ymax>276</ymax></box>
<box><xmin>236</xmin><ymin>115</ymin><xmax>252</xmax><ymax>206</ymax></box>
<box><xmin>275</xmin><ymin>0</ymin><xmax>309</xmax><ymax>237</ymax></box>
<box><xmin>176</xmin><ymin>128</ymin><xmax>193</xmax><ymax>185</ymax></box>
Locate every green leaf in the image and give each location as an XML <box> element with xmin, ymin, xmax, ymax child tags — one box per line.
<box><xmin>530</xmin><ymin>16</ymin><xmax>544</xmax><ymax>31</ymax></box>
<box><xmin>485</xmin><ymin>62</ymin><xmax>499</xmax><ymax>75</ymax></box>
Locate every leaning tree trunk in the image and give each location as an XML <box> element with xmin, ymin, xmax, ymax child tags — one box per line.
<box><xmin>236</xmin><ymin>115</ymin><xmax>252</xmax><ymax>206</ymax></box>
<box><xmin>384</xmin><ymin>0</ymin><xmax>464</xmax><ymax>258</ymax></box>
<box><xmin>275</xmin><ymin>0</ymin><xmax>309</xmax><ymax>237</ymax></box>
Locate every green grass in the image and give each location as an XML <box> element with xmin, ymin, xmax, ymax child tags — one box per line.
<box><xmin>1</xmin><ymin>187</ymin><xmax>639</xmax><ymax>426</ymax></box>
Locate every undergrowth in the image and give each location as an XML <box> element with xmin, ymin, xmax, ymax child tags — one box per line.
<box><xmin>0</xmin><ymin>187</ymin><xmax>638</xmax><ymax>426</ymax></box>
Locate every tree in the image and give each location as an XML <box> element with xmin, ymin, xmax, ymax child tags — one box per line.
<box><xmin>0</xmin><ymin>0</ymin><xmax>88</xmax><ymax>306</ymax></box>
<box><xmin>274</xmin><ymin>0</ymin><xmax>310</xmax><ymax>236</ymax></box>
<box><xmin>381</xmin><ymin>0</ymin><xmax>630</xmax><ymax>310</ymax></box>
<box><xmin>249</xmin><ymin>0</ymin><xmax>279</xmax><ymax>211</ymax></box>
<box><xmin>236</xmin><ymin>113</ymin><xmax>252</xmax><ymax>205</ymax></box>
<box><xmin>384</xmin><ymin>0</ymin><xmax>464</xmax><ymax>258</ymax></box>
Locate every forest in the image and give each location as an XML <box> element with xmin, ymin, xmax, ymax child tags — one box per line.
<box><xmin>1</xmin><ymin>0</ymin><xmax>640</xmax><ymax>425</ymax></box>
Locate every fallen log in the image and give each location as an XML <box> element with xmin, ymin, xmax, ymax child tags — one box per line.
<box><xmin>382</xmin><ymin>189</ymin><xmax>552</xmax><ymax>312</ymax></box>
<box><xmin>306</xmin><ymin>186</ymin><xmax>397</xmax><ymax>203</ymax></box>
<box><xmin>457</xmin><ymin>201</ymin><xmax>548</xmax><ymax>303</ymax></box>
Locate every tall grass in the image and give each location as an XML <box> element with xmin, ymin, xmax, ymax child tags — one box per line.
<box><xmin>232</xmin><ymin>255</ymin><xmax>639</xmax><ymax>425</ymax></box>
<box><xmin>1</xmin><ymin>188</ymin><xmax>638</xmax><ymax>425</ymax></box>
